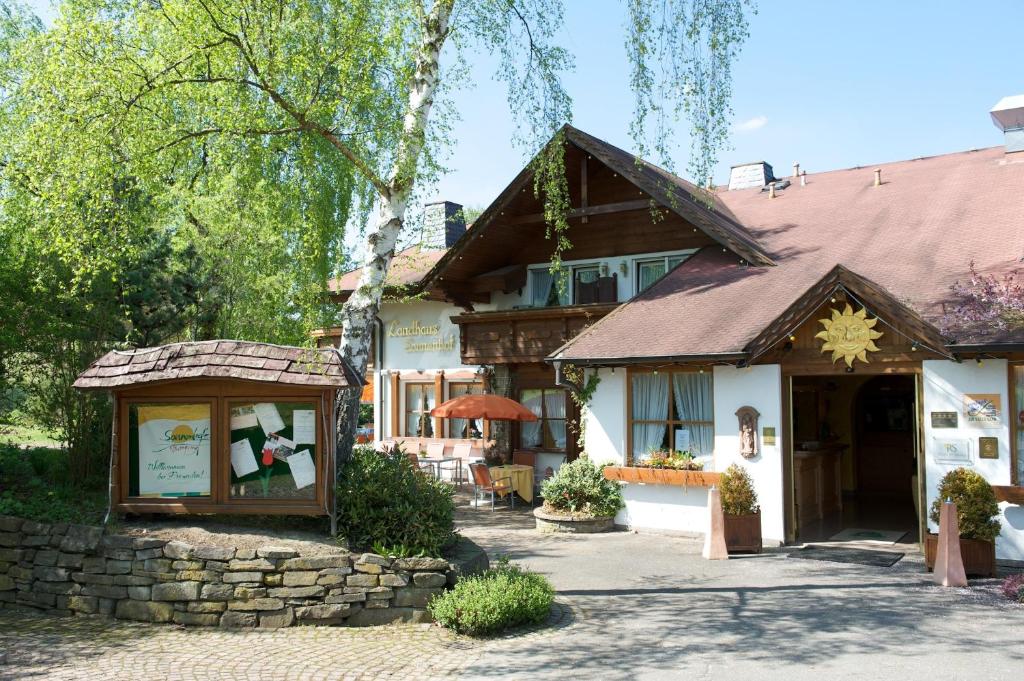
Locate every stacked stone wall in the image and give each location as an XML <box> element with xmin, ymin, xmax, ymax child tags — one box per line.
<box><xmin>0</xmin><ymin>515</ymin><xmax>465</xmax><ymax>628</ymax></box>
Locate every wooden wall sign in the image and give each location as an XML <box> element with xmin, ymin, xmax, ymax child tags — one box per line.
<box><xmin>815</xmin><ymin>304</ymin><xmax>883</xmax><ymax>368</ymax></box>
<box><xmin>735</xmin><ymin>406</ymin><xmax>760</xmax><ymax>459</ymax></box>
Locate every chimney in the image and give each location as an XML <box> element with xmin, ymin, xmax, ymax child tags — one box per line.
<box><xmin>990</xmin><ymin>95</ymin><xmax>1024</xmax><ymax>153</ymax></box>
<box><xmin>728</xmin><ymin>161</ymin><xmax>775</xmax><ymax>190</ymax></box>
<box><xmin>421</xmin><ymin>200</ymin><xmax>466</xmax><ymax>249</ymax></box>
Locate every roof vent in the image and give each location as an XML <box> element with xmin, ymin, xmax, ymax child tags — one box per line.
<box><xmin>728</xmin><ymin>161</ymin><xmax>775</xmax><ymax>190</ymax></box>
<box><xmin>990</xmin><ymin>95</ymin><xmax>1024</xmax><ymax>153</ymax></box>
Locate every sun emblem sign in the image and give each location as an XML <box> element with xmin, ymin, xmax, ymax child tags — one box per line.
<box><xmin>815</xmin><ymin>303</ymin><xmax>883</xmax><ymax>367</ymax></box>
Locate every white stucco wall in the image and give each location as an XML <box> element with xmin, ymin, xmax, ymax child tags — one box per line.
<box><xmin>376</xmin><ymin>300</ymin><xmax>488</xmax><ymax>440</ymax></box>
<box><xmin>581</xmin><ymin>364</ymin><xmax>785</xmax><ymax>543</ymax></box>
<box><xmin>922</xmin><ymin>359</ymin><xmax>1022</xmax><ymax>561</ymax></box>
<box><xmin>713</xmin><ymin>365</ymin><xmax>785</xmax><ymax>545</ymax></box>
<box><xmin>583</xmin><ymin>368</ymin><xmax>626</xmax><ymax>465</ymax></box>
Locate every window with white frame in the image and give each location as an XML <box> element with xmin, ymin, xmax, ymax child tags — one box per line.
<box><xmin>404</xmin><ymin>383</ymin><xmax>435</xmax><ymax>438</ymax></box>
<box><xmin>636</xmin><ymin>253</ymin><xmax>693</xmax><ymax>294</ymax></box>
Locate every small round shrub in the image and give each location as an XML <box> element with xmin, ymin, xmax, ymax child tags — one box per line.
<box><xmin>335</xmin><ymin>444</ymin><xmax>455</xmax><ymax>557</ymax></box>
<box><xmin>928</xmin><ymin>468</ymin><xmax>1001</xmax><ymax>542</ymax></box>
<box><xmin>540</xmin><ymin>457</ymin><xmax>624</xmax><ymax>518</ymax></box>
<box><xmin>1000</xmin><ymin>574</ymin><xmax>1024</xmax><ymax>603</ymax></box>
<box><xmin>429</xmin><ymin>559</ymin><xmax>554</xmax><ymax>636</ymax></box>
<box><xmin>719</xmin><ymin>463</ymin><xmax>759</xmax><ymax>516</ymax></box>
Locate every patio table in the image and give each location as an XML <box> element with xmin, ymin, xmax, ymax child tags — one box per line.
<box><xmin>488</xmin><ymin>464</ymin><xmax>534</xmax><ymax>503</ymax></box>
<box><xmin>426</xmin><ymin>457</ymin><xmax>463</xmax><ymax>486</ymax></box>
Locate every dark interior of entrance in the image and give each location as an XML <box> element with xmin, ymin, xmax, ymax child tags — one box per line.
<box><xmin>792</xmin><ymin>374</ymin><xmax>919</xmax><ymax>544</ymax></box>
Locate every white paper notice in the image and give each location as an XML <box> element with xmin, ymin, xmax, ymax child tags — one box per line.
<box><xmin>230</xmin><ymin>439</ymin><xmax>260</xmax><ymax>478</ymax></box>
<box><xmin>254</xmin><ymin>402</ymin><xmax>285</xmax><ymax>435</ymax></box>
<box><xmin>293</xmin><ymin>410</ymin><xmax>316</xmax><ymax>445</ymax></box>
<box><xmin>230</xmin><ymin>404</ymin><xmax>259</xmax><ymax>431</ymax></box>
<box><xmin>288</xmin><ymin>449</ymin><xmax>316</xmax><ymax>490</ymax></box>
<box><xmin>674</xmin><ymin>428</ymin><xmax>690</xmax><ymax>453</ymax></box>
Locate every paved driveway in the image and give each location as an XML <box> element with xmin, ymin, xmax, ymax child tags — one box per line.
<box><xmin>1</xmin><ymin>499</ymin><xmax>1022</xmax><ymax>680</ymax></box>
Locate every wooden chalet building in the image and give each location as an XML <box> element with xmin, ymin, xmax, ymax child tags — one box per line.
<box><xmin>327</xmin><ymin>98</ymin><xmax>1024</xmax><ymax>564</ymax></box>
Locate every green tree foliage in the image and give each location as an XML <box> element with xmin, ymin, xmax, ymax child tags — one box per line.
<box><xmin>0</xmin><ymin>0</ymin><xmax>754</xmax><ymax>473</ymax></box>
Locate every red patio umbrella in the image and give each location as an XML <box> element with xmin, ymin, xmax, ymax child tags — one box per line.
<box><xmin>430</xmin><ymin>393</ymin><xmax>538</xmax><ymax>422</ymax></box>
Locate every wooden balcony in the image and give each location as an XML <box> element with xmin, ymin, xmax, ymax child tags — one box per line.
<box><xmin>451</xmin><ymin>303</ymin><xmax>618</xmax><ymax>365</ymax></box>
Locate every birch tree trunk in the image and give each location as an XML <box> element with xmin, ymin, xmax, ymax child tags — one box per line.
<box><xmin>335</xmin><ymin>0</ymin><xmax>453</xmax><ymax>462</ymax></box>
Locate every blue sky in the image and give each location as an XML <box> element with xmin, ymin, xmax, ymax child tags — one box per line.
<box><xmin>24</xmin><ymin>0</ymin><xmax>1024</xmax><ymax>211</ymax></box>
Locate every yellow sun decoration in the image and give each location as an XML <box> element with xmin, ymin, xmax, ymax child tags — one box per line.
<box><xmin>815</xmin><ymin>303</ymin><xmax>883</xmax><ymax>367</ymax></box>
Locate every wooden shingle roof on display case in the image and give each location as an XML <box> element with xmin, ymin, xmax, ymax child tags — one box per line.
<box><xmin>73</xmin><ymin>340</ymin><xmax>363</xmax><ymax>390</ymax></box>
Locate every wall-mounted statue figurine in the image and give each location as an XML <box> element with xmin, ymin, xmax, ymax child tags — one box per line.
<box><xmin>736</xmin><ymin>406</ymin><xmax>760</xmax><ymax>459</ymax></box>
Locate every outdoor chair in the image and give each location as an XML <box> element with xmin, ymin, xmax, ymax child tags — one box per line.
<box><xmin>468</xmin><ymin>462</ymin><xmax>514</xmax><ymax>510</ymax></box>
<box><xmin>449</xmin><ymin>442</ymin><xmax>473</xmax><ymax>487</ymax></box>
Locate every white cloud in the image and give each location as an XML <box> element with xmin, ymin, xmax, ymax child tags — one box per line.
<box><xmin>734</xmin><ymin>115</ymin><xmax>768</xmax><ymax>133</ymax></box>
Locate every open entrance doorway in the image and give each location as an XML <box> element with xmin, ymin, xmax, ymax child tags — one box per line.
<box><xmin>790</xmin><ymin>374</ymin><xmax>921</xmax><ymax>545</ymax></box>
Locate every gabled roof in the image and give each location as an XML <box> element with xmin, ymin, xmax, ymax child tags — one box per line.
<box><xmin>328</xmin><ymin>246</ymin><xmax>446</xmax><ymax>299</ymax></box>
<box><xmin>74</xmin><ymin>341</ymin><xmax>363</xmax><ymax>390</ymax></box>
<box><xmin>418</xmin><ymin>125</ymin><xmax>774</xmax><ymax>294</ymax></box>
<box><xmin>563</xmin><ymin>127</ymin><xmax>774</xmax><ymax>267</ymax></box>
<box><xmin>742</xmin><ymin>264</ymin><xmax>953</xmax><ymax>362</ymax></box>
<box><xmin>551</xmin><ymin>145</ymin><xmax>1024</xmax><ymax>362</ymax></box>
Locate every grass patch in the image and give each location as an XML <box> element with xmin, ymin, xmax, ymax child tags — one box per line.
<box><xmin>0</xmin><ymin>422</ymin><xmax>61</xmax><ymax>448</ymax></box>
<box><xmin>429</xmin><ymin>558</ymin><xmax>554</xmax><ymax>636</ymax></box>
<box><xmin>0</xmin><ymin>444</ymin><xmax>107</xmax><ymax>525</ymax></box>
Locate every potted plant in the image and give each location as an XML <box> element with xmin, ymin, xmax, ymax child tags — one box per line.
<box><xmin>719</xmin><ymin>464</ymin><xmax>762</xmax><ymax>553</ymax></box>
<box><xmin>534</xmin><ymin>458</ymin><xmax>624</xmax><ymax>533</ymax></box>
<box><xmin>924</xmin><ymin>468</ymin><xmax>1000</xmax><ymax>577</ymax></box>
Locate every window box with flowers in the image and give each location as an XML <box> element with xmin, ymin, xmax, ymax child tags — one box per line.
<box><xmin>602</xmin><ymin>450</ymin><xmax>722</xmax><ymax>487</ymax></box>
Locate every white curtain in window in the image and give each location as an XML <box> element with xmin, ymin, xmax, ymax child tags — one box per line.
<box><xmin>449</xmin><ymin>383</ymin><xmax>482</xmax><ymax>438</ymax></box>
<box><xmin>1016</xmin><ymin>367</ymin><xmax>1024</xmax><ymax>483</ymax></box>
<box><xmin>520</xmin><ymin>389</ymin><xmax>543</xmax><ymax>447</ymax></box>
<box><xmin>530</xmin><ymin>270</ymin><xmax>553</xmax><ymax>307</ymax></box>
<box><xmin>673</xmin><ymin>373</ymin><xmax>713</xmax><ymax>456</ymax></box>
<box><xmin>638</xmin><ymin>261</ymin><xmax>666</xmax><ymax>293</ymax></box>
<box><xmin>631</xmin><ymin>373</ymin><xmax>669</xmax><ymax>459</ymax></box>
<box><xmin>544</xmin><ymin>390</ymin><xmax>567</xmax><ymax>449</ymax></box>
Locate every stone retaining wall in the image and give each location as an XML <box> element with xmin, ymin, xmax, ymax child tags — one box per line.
<box><xmin>0</xmin><ymin>516</ymin><xmax>476</xmax><ymax>628</ymax></box>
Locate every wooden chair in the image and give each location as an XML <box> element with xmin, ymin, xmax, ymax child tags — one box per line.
<box><xmin>468</xmin><ymin>463</ymin><xmax>514</xmax><ymax>510</ymax></box>
<box><xmin>512</xmin><ymin>450</ymin><xmax>537</xmax><ymax>468</ymax></box>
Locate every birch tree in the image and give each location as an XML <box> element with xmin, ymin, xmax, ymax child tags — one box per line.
<box><xmin>0</xmin><ymin>0</ymin><xmax>753</xmax><ymax>457</ymax></box>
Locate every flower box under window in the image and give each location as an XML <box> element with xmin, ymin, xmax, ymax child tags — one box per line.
<box><xmin>602</xmin><ymin>466</ymin><xmax>721</xmax><ymax>487</ymax></box>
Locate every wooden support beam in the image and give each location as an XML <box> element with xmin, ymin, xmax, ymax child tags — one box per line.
<box><xmin>506</xmin><ymin>198</ymin><xmax>652</xmax><ymax>225</ymax></box>
<box><xmin>580</xmin><ymin>156</ymin><xmax>589</xmax><ymax>224</ymax></box>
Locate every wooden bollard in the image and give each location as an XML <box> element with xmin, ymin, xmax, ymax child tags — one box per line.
<box><xmin>934</xmin><ymin>499</ymin><xmax>968</xmax><ymax>587</ymax></box>
<box><xmin>702</xmin><ymin>486</ymin><xmax>729</xmax><ymax>560</ymax></box>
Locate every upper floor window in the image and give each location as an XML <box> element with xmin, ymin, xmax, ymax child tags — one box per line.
<box><xmin>636</xmin><ymin>254</ymin><xmax>691</xmax><ymax>294</ymax></box>
<box><xmin>530</xmin><ymin>265</ymin><xmax>615</xmax><ymax>306</ymax></box>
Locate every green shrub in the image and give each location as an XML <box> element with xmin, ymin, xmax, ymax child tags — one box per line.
<box><xmin>0</xmin><ymin>444</ymin><xmax>108</xmax><ymax>524</ymax></box>
<box><xmin>540</xmin><ymin>457</ymin><xmax>624</xmax><ymax>517</ymax></box>
<box><xmin>719</xmin><ymin>463</ymin><xmax>759</xmax><ymax>516</ymax></box>
<box><xmin>429</xmin><ymin>559</ymin><xmax>554</xmax><ymax>636</ymax></box>
<box><xmin>335</xmin><ymin>444</ymin><xmax>456</xmax><ymax>557</ymax></box>
<box><xmin>929</xmin><ymin>468</ymin><xmax>1001</xmax><ymax>542</ymax></box>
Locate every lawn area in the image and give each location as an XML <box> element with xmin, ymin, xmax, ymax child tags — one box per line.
<box><xmin>0</xmin><ymin>422</ymin><xmax>61</xmax><ymax>448</ymax></box>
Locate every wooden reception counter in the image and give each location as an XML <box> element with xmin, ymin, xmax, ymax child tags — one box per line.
<box><xmin>794</xmin><ymin>443</ymin><xmax>846</xmax><ymax>528</ymax></box>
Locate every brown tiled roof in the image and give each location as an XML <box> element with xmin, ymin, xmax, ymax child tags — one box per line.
<box><xmin>552</xmin><ymin>146</ymin><xmax>1024</xmax><ymax>362</ymax></box>
<box><xmin>328</xmin><ymin>246</ymin><xmax>446</xmax><ymax>297</ymax></box>
<box><xmin>73</xmin><ymin>341</ymin><xmax>363</xmax><ymax>390</ymax></box>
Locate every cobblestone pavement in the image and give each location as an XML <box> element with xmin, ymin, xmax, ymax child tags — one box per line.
<box><xmin>1</xmin><ymin>495</ymin><xmax>1022</xmax><ymax>680</ymax></box>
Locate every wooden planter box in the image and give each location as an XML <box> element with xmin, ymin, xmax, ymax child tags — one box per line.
<box><xmin>602</xmin><ymin>466</ymin><xmax>722</xmax><ymax>487</ymax></box>
<box><xmin>923</xmin><ymin>533</ymin><xmax>997</xmax><ymax>577</ymax></box>
<box><xmin>724</xmin><ymin>511</ymin><xmax>762</xmax><ymax>554</ymax></box>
